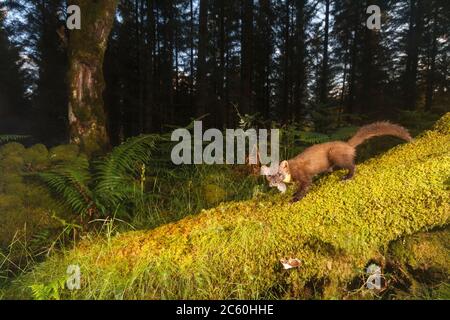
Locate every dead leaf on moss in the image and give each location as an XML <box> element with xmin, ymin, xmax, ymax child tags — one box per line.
<box><xmin>280</xmin><ymin>258</ymin><xmax>302</xmax><ymax>270</ymax></box>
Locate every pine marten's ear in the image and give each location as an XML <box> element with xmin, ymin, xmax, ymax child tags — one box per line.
<box><xmin>280</xmin><ymin>161</ymin><xmax>289</xmax><ymax>171</ymax></box>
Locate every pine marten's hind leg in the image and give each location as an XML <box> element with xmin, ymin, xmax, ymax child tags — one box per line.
<box><xmin>329</xmin><ymin>150</ymin><xmax>356</xmax><ymax>181</ymax></box>
<box><xmin>342</xmin><ymin>163</ymin><xmax>355</xmax><ymax>180</ymax></box>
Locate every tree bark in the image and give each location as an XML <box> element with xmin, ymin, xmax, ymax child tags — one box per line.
<box><xmin>67</xmin><ymin>0</ymin><xmax>118</xmax><ymax>156</ymax></box>
<box><xmin>404</xmin><ymin>0</ymin><xmax>424</xmax><ymax>110</ymax></box>
<box><xmin>241</xmin><ymin>0</ymin><xmax>254</xmax><ymax>115</ymax></box>
<box><xmin>282</xmin><ymin>0</ymin><xmax>291</xmax><ymax>121</ymax></box>
<box><xmin>196</xmin><ymin>0</ymin><xmax>208</xmax><ymax>118</ymax></box>
<box><xmin>319</xmin><ymin>0</ymin><xmax>330</xmax><ymax>104</ymax></box>
<box><xmin>255</xmin><ymin>0</ymin><xmax>273</xmax><ymax>119</ymax></box>
<box><xmin>145</xmin><ymin>0</ymin><xmax>155</xmax><ymax>132</ymax></box>
<box><xmin>425</xmin><ymin>6</ymin><xmax>438</xmax><ymax>111</ymax></box>
<box><xmin>294</xmin><ymin>0</ymin><xmax>306</xmax><ymax>118</ymax></box>
<box><xmin>218</xmin><ymin>0</ymin><xmax>227</xmax><ymax>127</ymax></box>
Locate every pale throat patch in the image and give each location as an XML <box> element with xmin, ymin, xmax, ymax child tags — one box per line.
<box><xmin>283</xmin><ymin>173</ymin><xmax>292</xmax><ymax>183</ymax></box>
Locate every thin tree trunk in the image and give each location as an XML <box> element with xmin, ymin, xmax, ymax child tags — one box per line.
<box><xmin>241</xmin><ymin>0</ymin><xmax>254</xmax><ymax>115</ymax></box>
<box><xmin>145</xmin><ymin>0</ymin><xmax>155</xmax><ymax>132</ymax></box>
<box><xmin>219</xmin><ymin>0</ymin><xmax>227</xmax><ymax>127</ymax></box>
<box><xmin>189</xmin><ymin>0</ymin><xmax>195</xmax><ymax>109</ymax></box>
<box><xmin>197</xmin><ymin>0</ymin><xmax>208</xmax><ymax>118</ymax></box>
<box><xmin>67</xmin><ymin>0</ymin><xmax>118</xmax><ymax>156</ymax></box>
<box><xmin>282</xmin><ymin>0</ymin><xmax>291</xmax><ymax>121</ymax></box>
<box><xmin>425</xmin><ymin>7</ymin><xmax>438</xmax><ymax>111</ymax></box>
<box><xmin>294</xmin><ymin>0</ymin><xmax>306</xmax><ymax>118</ymax></box>
<box><xmin>404</xmin><ymin>0</ymin><xmax>424</xmax><ymax>110</ymax></box>
<box><xmin>347</xmin><ymin>6</ymin><xmax>359</xmax><ymax>115</ymax></box>
<box><xmin>319</xmin><ymin>0</ymin><xmax>330</xmax><ymax>104</ymax></box>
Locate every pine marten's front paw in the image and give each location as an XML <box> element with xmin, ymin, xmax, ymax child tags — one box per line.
<box><xmin>290</xmin><ymin>197</ymin><xmax>300</xmax><ymax>204</ymax></box>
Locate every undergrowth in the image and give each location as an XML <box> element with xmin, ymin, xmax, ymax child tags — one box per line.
<box><xmin>3</xmin><ymin>113</ymin><xmax>449</xmax><ymax>300</ymax></box>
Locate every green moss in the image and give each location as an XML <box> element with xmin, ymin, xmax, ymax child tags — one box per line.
<box><xmin>387</xmin><ymin>228</ymin><xmax>450</xmax><ymax>299</ymax></box>
<box><xmin>2</xmin><ymin>182</ymin><xmax>28</xmax><ymax>195</ymax></box>
<box><xmin>203</xmin><ymin>184</ymin><xmax>227</xmax><ymax>205</ymax></box>
<box><xmin>389</xmin><ymin>228</ymin><xmax>450</xmax><ymax>274</ymax></box>
<box><xmin>0</xmin><ymin>144</ymin><xmax>66</xmax><ymax>256</ymax></box>
<box><xmin>5</xmin><ymin>116</ymin><xmax>450</xmax><ymax>300</ymax></box>
<box><xmin>0</xmin><ymin>155</ymin><xmax>25</xmax><ymax>173</ymax></box>
<box><xmin>0</xmin><ymin>173</ymin><xmax>23</xmax><ymax>191</ymax></box>
<box><xmin>0</xmin><ymin>195</ymin><xmax>25</xmax><ymax>247</ymax></box>
<box><xmin>433</xmin><ymin>112</ymin><xmax>450</xmax><ymax>135</ymax></box>
<box><xmin>23</xmin><ymin>144</ymin><xmax>49</xmax><ymax>170</ymax></box>
<box><xmin>0</xmin><ymin>143</ymin><xmax>25</xmax><ymax>157</ymax></box>
<box><xmin>49</xmin><ymin>145</ymin><xmax>80</xmax><ymax>163</ymax></box>
<box><xmin>81</xmin><ymin>134</ymin><xmax>103</xmax><ymax>158</ymax></box>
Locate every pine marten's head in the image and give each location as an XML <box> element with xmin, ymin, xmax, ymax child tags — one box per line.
<box><xmin>261</xmin><ymin>161</ymin><xmax>292</xmax><ymax>193</ymax></box>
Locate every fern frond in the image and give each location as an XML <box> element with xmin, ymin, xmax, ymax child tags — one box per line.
<box><xmin>39</xmin><ymin>158</ymin><xmax>94</xmax><ymax>216</ymax></box>
<box><xmin>0</xmin><ymin>134</ymin><xmax>29</xmax><ymax>144</ymax></box>
<box><xmin>297</xmin><ymin>131</ymin><xmax>331</xmax><ymax>144</ymax></box>
<box><xmin>329</xmin><ymin>127</ymin><xmax>358</xmax><ymax>141</ymax></box>
<box><xmin>94</xmin><ymin>135</ymin><xmax>159</xmax><ymax>209</ymax></box>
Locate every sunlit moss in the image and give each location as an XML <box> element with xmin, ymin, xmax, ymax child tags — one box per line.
<box><xmin>0</xmin><ymin>155</ymin><xmax>25</xmax><ymax>173</ymax></box>
<box><xmin>389</xmin><ymin>228</ymin><xmax>450</xmax><ymax>274</ymax></box>
<box><xmin>433</xmin><ymin>112</ymin><xmax>450</xmax><ymax>135</ymax></box>
<box><xmin>23</xmin><ymin>144</ymin><xmax>49</xmax><ymax>170</ymax></box>
<box><xmin>388</xmin><ymin>228</ymin><xmax>450</xmax><ymax>299</ymax></box>
<box><xmin>0</xmin><ymin>144</ymin><xmax>66</xmax><ymax>257</ymax></box>
<box><xmin>49</xmin><ymin>145</ymin><xmax>80</xmax><ymax>163</ymax></box>
<box><xmin>203</xmin><ymin>184</ymin><xmax>227</xmax><ymax>205</ymax></box>
<box><xmin>0</xmin><ymin>142</ymin><xmax>25</xmax><ymax>157</ymax></box>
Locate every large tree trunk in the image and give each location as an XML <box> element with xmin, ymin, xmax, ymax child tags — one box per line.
<box><xmin>67</xmin><ymin>0</ymin><xmax>118</xmax><ymax>156</ymax></box>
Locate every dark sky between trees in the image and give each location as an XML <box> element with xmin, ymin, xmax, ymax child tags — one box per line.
<box><xmin>0</xmin><ymin>0</ymin><xmax>449</xmax><ymax>147</ymax></box>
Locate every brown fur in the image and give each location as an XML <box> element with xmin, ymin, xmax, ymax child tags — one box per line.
<box><xmin>269</xmin><ymin>122</ymin><xmax>412</xmax><ymax>202</ymax></box>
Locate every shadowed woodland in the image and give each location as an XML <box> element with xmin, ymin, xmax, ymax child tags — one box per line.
<box><xmin>1</xmin><ymin>0</ymin><xmax>449</xmax><ymax>148</ymax></box>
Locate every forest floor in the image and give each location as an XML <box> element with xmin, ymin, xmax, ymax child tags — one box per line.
<box><xmin>1</xmin><ymin>114</ymin><xmax>450</xmax><ymax>300</ymax></box>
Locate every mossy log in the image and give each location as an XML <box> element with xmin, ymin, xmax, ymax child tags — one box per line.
<box><xmin>5</xmin><ymin>114</ymin><xmax>450</xmax><ymax>299</ymax></box>
<box><xmin>67</xmin><ymin>0</ymin><xmax>118</xmax><ymax>156</ymax></box>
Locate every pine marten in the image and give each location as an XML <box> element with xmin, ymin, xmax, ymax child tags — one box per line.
<box><xmin>261</xmin><ymin>122</ymin><xmax>412</xmax><ymax>202</ymax></box>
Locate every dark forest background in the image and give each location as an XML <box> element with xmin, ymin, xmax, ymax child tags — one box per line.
<box><xmin>0</xmin><ymin>0</ymin><xmax>449</xmax><ymax>147</ymax></box>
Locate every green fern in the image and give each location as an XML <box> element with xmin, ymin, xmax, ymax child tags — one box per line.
<box><xmin>297</xmin><ymin>131</ymin><xmax>331</xmax><ymax>144</ymax></box>
<box><xmin>0</xmin><ymin>134</ymin><xmax>29</xmax><ymax>145</ymax></box>
<box><xmin>40</xmin><ymin>157</ymin><xmax>93</xmax><ymax>216</ymax></box>
<box><xmin>30</xmin><ymin>278</ymin><xmax>65</xmax><ymax>300</ymax></box>
<box><xmin>329</xmin><ymin>126</ymin><xmax>358</xmax><ymax>141</ymax></box>
<box><xmin>39</xmin><ymin>135</ymin><xmax>159</xmax><ymax>221</ymax></box>
<box><xmin>94</xmin><ymin>135</ymin><xmax>158</xmax><ymax>209</ymax></box>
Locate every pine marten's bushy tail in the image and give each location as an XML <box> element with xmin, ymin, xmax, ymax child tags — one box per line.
<box><xmin>348</xmin><ymin>122</ymin><xmax>412</xmax><ymax>148</ymax></box>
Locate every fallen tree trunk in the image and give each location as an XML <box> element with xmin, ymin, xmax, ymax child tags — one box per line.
<box><xmin>6</xmin><ymin>113</ymin><xmax>450</xmax><ymax>299</ymax></box>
